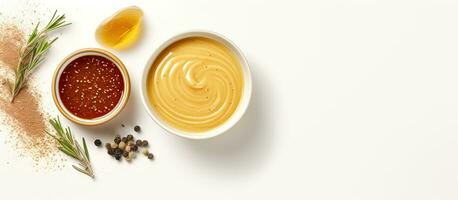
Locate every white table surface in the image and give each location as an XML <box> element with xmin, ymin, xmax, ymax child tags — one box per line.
<box><xmin>1</xmin><ymin>0</ymin><xmax>458</xmax><ymax>199</ymax></box>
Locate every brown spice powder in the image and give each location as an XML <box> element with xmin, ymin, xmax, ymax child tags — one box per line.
<box><xmin>0</xmin><ymin>24</ymin><xmax>61</xmax><ymax>167</ymax></box>
<box><xmin>0</xmin><ymin>25</ymin><xmax>23</xmax><ymax>70</ymax></box>
<box><xmin>0</xmin><ymin>89</ymin><xmax>46</xmax><ymax>138</ymax></box>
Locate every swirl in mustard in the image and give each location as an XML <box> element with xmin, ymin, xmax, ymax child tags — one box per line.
<box><xmin>147</xmin><ymin>37</ymin><xmax>244</xmax><ymax>132</ymax></box>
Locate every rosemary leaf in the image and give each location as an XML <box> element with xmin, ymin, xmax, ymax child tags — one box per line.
<box><xmin>82</xmin><ymin>138</ymin><xmax>90</xmax><ymax>161</ymax></box>
<box><xmin>58</xmin><ymin>147</ymin><xmax>78</xmax><ymax>160</ymax></box>
<box><xmin>10</xmin><ymin>10</ymin><xmax>70</xmax><ymax>102</ymax></box>
<box><xmin>47</xmin><ymin>117</ymin><xmax>94</xmax><ymax>178</ymax></box>
<box><xmin>72</xmin><ymin>165</ymin><xmax>92</xmax><ymax>177</ymax></box>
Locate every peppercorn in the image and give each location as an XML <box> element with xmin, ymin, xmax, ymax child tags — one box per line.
<box><xmin>129</xmin><ymin>152</ymin><xmax>136</xmax><ymax>159</ymax></box>
<box><xmin>142</xmin><ymin>140</ymin><xmax>148</xmax><ymax>147</ymax></box>
<box><xmin>114</xmin><ymin>148</ymin><xmax>123</xmax><ymax>160</ymax></box>
<box><xmin>147</xmin><ymin>153</ymin><xmax>154</xmax><ymax>160</ymax></box>
<box><xmin>131</xmin><ymin>145</ymin><xmax>138</xmax><ymax>152</ymax></box>
<box><xmin>142</xmin><ymin>149</ymin><xmax>149</xmax><ymax>155</ymax></box>
<box><xmin>125</xmin><ymin>145</ymin><xmax>131</xmax><ymax>152</ymax></box>
<box><xmin>135</xmin><ymin>140</ymin><xmax>142</xmax><ymax>146</ymax></box>
<box><xmin>119</xmin><ymin>141</ymin><xmax>126</xmax><ymax>150</ymax></box>
<box><xmin>114</xmin><ymin>136</ymin><xmax>121</xmax><ymax>144</ymax></box>
<box><xmin>110</xmin><ymin>143</ymin><xmax>118</xmax><ymax>149</ymax></box>
<box><xmin>94</xmin><ymin>139</ymin><xmax>102</xmax><ymax>147</ymax></box>
<box><xmin>134</xmin><ymin>125</ymin><xmax>141</xmax><ymax>132</ymax></box>
<box><xmin>123</xmin><ymin>151</ymin><xmax>129</xmax><ymax>158</ymax></box>
<box><xmin>107</xmin><ymin>148</ymin><xmax>114</xmax><ymax>155</ymax></box>
<box><xmin>121</xmin><ymin>137</ymin><xmax>128</xmax><ymax>143</ymax></box>
<box><xmin>121</xmin><ymin>124</ymin><xmax>125</xmax><ymax>127</ymax></box>
<box><xmin>127</xmin><ymin>134</ymin><xmax>134</xmax><ymax>141</ymax></box>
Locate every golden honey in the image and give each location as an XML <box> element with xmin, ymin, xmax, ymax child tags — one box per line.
<box><xmin>146</xmin><ymin>37</ymin><xmax>244</xmax><ymax>132</ymax></box>
<box><xmin>95</xmin><ymin>6</ymin><xmax>143</xmax><ymax>50</ymax></box>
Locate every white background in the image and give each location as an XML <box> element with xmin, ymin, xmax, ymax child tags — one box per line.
<box><xmin>1</xmin><ymin>0</ymin><xmax>458</xmax><ymax>199</ymax></box>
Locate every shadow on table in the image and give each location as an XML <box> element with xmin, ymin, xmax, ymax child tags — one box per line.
<box><xmin>77</xmin><ymin>60</ymin><xmax>277</xmax><ymax>178</ymax></box>
<box><xmin>177</xmin><ymin>61</ymin><xmax>276</xmax><ymax>177</ymax></box>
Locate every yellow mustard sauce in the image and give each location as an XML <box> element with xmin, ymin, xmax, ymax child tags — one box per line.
<box><xmin>147</xmin><ymin>37</ymin><xmax>244</xmax><ymax>132</ymax></box>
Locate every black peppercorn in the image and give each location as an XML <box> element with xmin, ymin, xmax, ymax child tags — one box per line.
<box><xmin>107</xmin><ymin>148</ymin><xmax>114</xmax><ymax>155</ymax></box>
<box><xmin>127</xmin><ymin>134</ymin><xmax>134</xmax><ymax>141</ymax></box>
<box><xmin>123</xmin><ymin>151</ymin><xmax>129</xmax><ymax>158</ymax></box>
<box><xmin>131</xmin><ymin>145</ymin><xmax>138</xmax><ymax>152</ymax></box>
<box><xmin>114</xmin><ymin>136</ymin><xmax>121</xmax><ymax>144</ymax></box>
<box><xmin>147</xmin><ymin>153</ymin><xmax>154</xmax><ymax>160</ymax></box>
<box><xmin>105</xmin><ymin>143</ymin><xmax>111</xmax><ymax>149</ymax></box>
<box><xmin>121</xmin><ymin>137</ymin><xmax>128</xmax><ymax>143</ymax></box>
<box><xmin>134</xmin><ymin>125</ymin><xmax>141</xmax><ymax>132</ymax></box>
<box><xmin>94</xmin><ymin>139</ymin><xmax>102</xmax><ymax>147</ymax></box>
<box><xmin>114</xmin><ymin>148</ymin><xmax>123</xmax><ymax>154</ymax></box>
<box><xmin>142</xmin><ymin>140</ymin><xmax>148</xmax><ymax>147</ymax></box>
<box><xmin>135</xmin><ymin>140</ymin><xmax>142</xmax><ymax>146</ymax></box>
<box><xmin>114</xmin><ymin>148</ymin><xmax>123</xmax><ymax>160</ymax></box>
<box><xmin>121</xmin><ymin>124</ymin><xmax>125</xmax><ymax>127</ymax></box>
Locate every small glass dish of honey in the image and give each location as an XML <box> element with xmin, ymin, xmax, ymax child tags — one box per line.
<box><xmin>95</xmin><ymin>6</ymin><xmax>143</xmax><ymax>50</ymax></box>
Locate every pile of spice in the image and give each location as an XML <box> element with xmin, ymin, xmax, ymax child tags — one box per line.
<box><xmin>0</xmin><ymin>9</ymin><xmax>69</xmax><ymax>169</ymax></box>
<box><xmin>0</xmin><ymin>24</ymin><xmax>60</xmax><ymax>167</ymax></box>
<box><xmin>96</xmin><ymin>126</ymin><xmax>154</xmax><ymax>161</ymax></box>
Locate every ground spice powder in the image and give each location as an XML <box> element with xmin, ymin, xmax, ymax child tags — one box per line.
<box><xmin>0</xmin><ymin>25</ymin><xmax>23</xmax><ymax>70</ymax></box>
<box><xmin>0</xmin><ymin>24</ymin><xmax>62</xmax><ymax>168</ymax></box>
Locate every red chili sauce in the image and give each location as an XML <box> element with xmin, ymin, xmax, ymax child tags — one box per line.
<box><xmin>58</xmin><ymin>55</ymin><xmax>124</xmax><ymax>119</ymax></box>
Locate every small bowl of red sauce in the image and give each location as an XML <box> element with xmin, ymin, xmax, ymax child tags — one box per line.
<box><xmin>52</xmin><ymin>48</ymin><xmax>130</xmax><ymax>126</ymax></box>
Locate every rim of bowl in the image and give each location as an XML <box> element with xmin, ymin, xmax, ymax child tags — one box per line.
<box><xmin>140</xmin><ymin>30</ymin><xmax>252</xmax><ymax>139</ymax></box>
<box><xmin>52</xmin><ymin>48</ymin><xmax>131</xmax><ymax>126</ymax></box>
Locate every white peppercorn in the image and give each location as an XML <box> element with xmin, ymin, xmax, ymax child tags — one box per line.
<box><xmin>119</xmin><ymin>141</ymin><xmax>126</xmax><ymax>150</ymax></box>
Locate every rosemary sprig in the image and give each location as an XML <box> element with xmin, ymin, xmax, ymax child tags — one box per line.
<box><xmin>10</xmin><ymin>10</ymin><xmax>70</xmax><ymax>102</ymax></box>
<box><xmin>46</xmin><ymin>117</ymin><xmax>94</xmax><ymax>178</ymax></box>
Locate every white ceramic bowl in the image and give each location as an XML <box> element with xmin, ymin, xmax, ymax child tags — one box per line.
<box><xmin>140</xmin><ymin>30</ymin><xmax>252</xmax><ymax>139</ymax></box>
